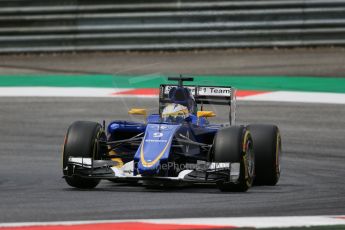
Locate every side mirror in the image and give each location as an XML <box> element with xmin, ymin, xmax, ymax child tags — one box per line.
<box><xmin>197</xmin><ymin>111</ymin><xmax>216</xmax><ymax>118</ymax></box>
<box><xmin>128</xmin><ymin>108</ymin><xmax>147</xmax><ymax>116</ymax></box>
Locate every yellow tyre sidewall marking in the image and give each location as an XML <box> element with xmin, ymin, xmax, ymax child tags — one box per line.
<box><xmin>242</xmin><ymin>130</ymin><xmax>250</xmax><ymax>184</ymax></box>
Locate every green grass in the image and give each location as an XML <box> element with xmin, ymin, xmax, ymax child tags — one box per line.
<box><xmin>1</xmin><ymin>74</ymin><xmax>345</xmax><ymax>93</ymax></box>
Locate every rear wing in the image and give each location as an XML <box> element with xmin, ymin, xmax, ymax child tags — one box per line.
<box><xmin>159</xmin><ymin>84</ymin><xmax>236</xmax><ymax>124</ymax></box>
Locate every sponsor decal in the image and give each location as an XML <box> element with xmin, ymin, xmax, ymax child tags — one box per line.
<box><xmin>145</xmin><ymin>139</ymin><xmax>167</xmax><ymax>143</ymax></box>
<box><xmin>149</xmin><ymin>124</ymin><xmax>170</xmax><ymax>130</ymax></box>
<box><xmin>164</xmin><ymin>85</ymin><xmax>231</xmax><ymax>97</ymax></box>
<box><xmin>198</xmin><ymin>87</ymin><xmax>231</xmax><ymax>96</ymax></box>
<box><xmin>153</xmin><ymin>132</ymin><xmax>163</xmax><ymax>138</ymax></box>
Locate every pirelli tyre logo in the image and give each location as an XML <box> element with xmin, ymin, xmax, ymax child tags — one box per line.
<box><xmin>164</xmin><ymin>86</ymin><xmax>232</xmax><ymax>97</ymax></box>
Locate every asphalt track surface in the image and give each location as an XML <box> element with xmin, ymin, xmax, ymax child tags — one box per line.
<box><xmin>0</xmin><ymin>97</ymin><xmax>344</xmax><ymax>223</ymax></box>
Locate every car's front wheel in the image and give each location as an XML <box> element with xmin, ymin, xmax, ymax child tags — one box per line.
<box><xmin>62</xmin><ymin>121</ymin><xmax>106</xmax><ymax>189</ymax></box>
<box><xmin>213</xmin><ymin>126</ymin><xmax>255</xmax><ymax>192</ymax></box>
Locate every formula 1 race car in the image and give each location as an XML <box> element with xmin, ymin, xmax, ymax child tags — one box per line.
<box><xmin>62</xmin><ymin>76</ymin><xmax>281</xmax><ymax>192</ymax></box>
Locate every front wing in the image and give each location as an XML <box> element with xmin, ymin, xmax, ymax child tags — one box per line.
<box><xmin>64</xmin><ymin>157</ymin><xmax>241</xmax><ymax>185</ymax></box>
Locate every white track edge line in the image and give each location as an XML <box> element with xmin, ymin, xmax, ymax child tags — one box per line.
<box><xmin>0</xmin><ymin>215</ymin><xmax>344</xmax><ymax>228</ymax></box>
<box><xmin>0</xmin><ymin>87</ymin><xmax>344</xmax><ymax>104</ymax></box>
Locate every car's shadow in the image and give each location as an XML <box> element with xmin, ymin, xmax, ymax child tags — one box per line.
<box><xmin>62</xmin><ymin>181</ymin><xmax>289</xmax><ymax>194</ymax></box>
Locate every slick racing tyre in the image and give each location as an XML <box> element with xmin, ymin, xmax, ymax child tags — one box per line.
<box><xmin>213</xmin><ymin>126</ymin><xmax>255</xmax><ymax>192</ymax></box>
<box><xmin>62</xmin><ymin>121</ymin><xmax>106</xmax><ymax>189</ymax></box>
<box><xmin>248</xmin><ymin>124</ymin><xmax>281</xmax><ymax>186</ymax></box>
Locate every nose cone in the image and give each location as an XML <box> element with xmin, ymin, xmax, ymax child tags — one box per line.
<box><xmin>134</xmin><ymin>124</ymin><xmax>180</xmax><ymax>175</ymax></box>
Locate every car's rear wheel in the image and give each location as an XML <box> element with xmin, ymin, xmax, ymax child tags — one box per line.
<box><xmin>62</xmin><ymin>121</ymin><xmax>106</xmax><ymax>189</ymax></box>
<box><xmin>213</xmin><ymin>126</ymin><xmax>255</xmax><ymax>192</ymax></box>
<box><xmin>248</xmin><ymin>124</ymin><xmax>281</xmax><ymax>186</ymax></box>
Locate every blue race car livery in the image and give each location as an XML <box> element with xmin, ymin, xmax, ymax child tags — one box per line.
<box><xmin>62</xmin><ymin>76</ymin><xmax>282</xmax><ymax>192</ymax></box>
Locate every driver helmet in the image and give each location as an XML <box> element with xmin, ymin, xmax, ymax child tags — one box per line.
<box><xmin>162</xmin><ymin>103</ymin><xmax>189</xmax><ymax>122</ymax></box>
<box><xmin>169</xmin><ymin>87</ymin><xmax>197</xmax><ymax>114</ymax></box>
